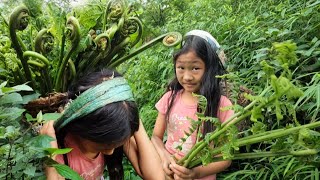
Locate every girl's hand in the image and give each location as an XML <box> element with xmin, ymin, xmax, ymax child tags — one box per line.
<box><xmin>161</xmin><ymin>151</ymin><xmax>176</xmax><ymax>178</ymax></box>
<box><xmin>39</xmin><ymin>120</ymin><xmax>58</xmax><ymax>148</ymax></box>
<box><xmin>169</xmin><ymin>163</ymin><xmax>197</xmax><ymax>180</ymax></box>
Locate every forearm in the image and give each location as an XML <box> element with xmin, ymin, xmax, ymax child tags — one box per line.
<box><xmin>151</xmin><ymin>135</ymin><xmax>168</xmax><ymax>160</ymax></box>
<box><xmin>40</xmin><ymin>121</ymin><xmax>64</xmax><ymax>179</ymax></box>
<box><xmin>134</xmin><ymin>122</ymin><xmax>164</xmax><ymax>179</ymax></box>
<box><xmin>45</xmin><ymin>141</ymin><xmax>65</xmax><ymax>180</ymax></box>
<box><xmin>193</xmin><ymin>160</ymin><xmax>231</xmax><ymax>178</ymax></box>
<box><xmin>45</xmin><ymin>166</ymin><xmax>65</xmax><ymax>180</ymax></box>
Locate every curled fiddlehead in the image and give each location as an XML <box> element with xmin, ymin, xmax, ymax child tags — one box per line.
<box><xmin>9</xmin><ymin>5</ymin><xmax>35</xmax><ymax>87</ymax></box>
<box><xmin>10</xmin><ymin>6</ymin><xmax>29</xmax><ymax>31</ymax></box>
<box><xmin>106</xmin><ymin>0</ymin><xmax>126</xmax><ymax>23</ymax></box>
<box><xmin>108</xmin><ymin>32</ymin><xmax>182</xmax><ymax>68</ymax></box>
<box><xmin>94</xmin><ymin>33</ymin><xmax>111</xmax><ymax>52</ymax></box>
<box><xmin>162</xmin><ymin>32</ymin><xmax>183</xmax><ymax>47</ymax></box>
<box><xmin>23</xmin><ymin>51</ymin><xmax>50</xmax><ymax>67</ymax></box>
<box><xmin>23</xmin><ymin>51</ymin><xmax>52</xmax><ymax>92</ymax></box>
<box><xmin>123</xmin><ymin>17</ymin><xmax>143</xmax><ymax>48</ymax></box>
<box><xmin>65</xmin><ymin>16</ymin><xmax>81</xmax><ymax>46</ymax></box>
<box><xmin>55</xmin><ymin>16</ymin><xmax>81</xmax><ymax>92</ymax></box>
<box><xmin>35</xmin><ymin>29</ymin><xmax>54</xmax><ymax>54</ymax></box>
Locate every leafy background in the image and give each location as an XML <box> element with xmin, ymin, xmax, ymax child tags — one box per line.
<box><xmin>0</xmin><ymin>0</ymin><xmax>319</xmax><ymax>179</ymax></box>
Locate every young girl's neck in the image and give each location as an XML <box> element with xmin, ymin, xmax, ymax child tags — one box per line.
<box><xmin>181</xmin><ymin>89</ymin><xmax>198</xmax><ymax>105</ymax></box>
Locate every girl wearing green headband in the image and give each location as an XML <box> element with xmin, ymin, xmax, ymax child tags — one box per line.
<box><xmin>40</xmin><ymin>69</ymin><xmax>163</xmax><ymax>180</ymax></box>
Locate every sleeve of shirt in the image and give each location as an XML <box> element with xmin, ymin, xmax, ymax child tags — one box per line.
<box><xmin>55</xmin><ymin>154</ymin><xmax>65</xmax><ymax>164</ymax></box>
<box><xmin>217</xmin><ymin>96</ymin><xmax>234</xmax><ymax>123</ymax></box>
<box><xmin>155</xmin><ymin>91</ymin><xmax>172</xmax><ymax>115</ymax></box>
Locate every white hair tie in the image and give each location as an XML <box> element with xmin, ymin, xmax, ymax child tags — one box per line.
<box><xmin>184</xmin><ymin>30</ymin><xmax>220</xmax><ymax>52</ymax></box>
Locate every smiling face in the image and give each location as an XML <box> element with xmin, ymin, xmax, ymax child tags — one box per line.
<box><xmin>175</xmin><ymin>50</ymin><xmax>205</xmax><ymax>93</ymax></box>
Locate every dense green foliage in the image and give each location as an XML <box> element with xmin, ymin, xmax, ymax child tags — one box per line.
<box><xmin>123</xmin><ymin>0</ymin><xmax>320</xmax><ymax>179</ymax></box>
<box><xmin>0</xmin><ymin>0</ymin><xmax>319</xmax><ymax>179</ymax></box>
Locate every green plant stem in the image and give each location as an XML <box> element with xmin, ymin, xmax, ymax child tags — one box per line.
<box><xmin>23</xmin><ymin>51</ymin><xmax>50</xmax><ymax>66</ymax></box>
<box><xmin>59</xmin><ymin>32</ymin><xmax>66</xmax><ymax>68</ymax></box>
<box><xmin>237</xmin><ymin>121</ymin><xmax>320</xmax><ymax>147</ymax></box>
<box><xmin>188</xmin><ymin>149</ymin><xmax>319</xmax><ymax>168</ymax></box>
<box><xmin>188</xmin><ymin>120</ymin><xmax>320</xmax><ymax>168</ymax></box>
<box><xmin>23</xmin><ymin>51</ymin><xmax>52</xmax><ymax>92</ymax></box>
<box><xmin>9</xmin><ymin>6</ymin><xmax>35</xmax><ymax>88</ymax></box>
<box><xmin>5</xmin><ymin>141</ymin><xmax>12</xmax><ymax>180</ymax></box>
<box><xmin>108</xmin><ymin>32</ymin><xmax>182</xmax><ymax>68</ymax></box>
<box><xmin>55</xmin><ymin>16</ymin><xmax>80</xmax><ymax>92</ymax></box>
<box><xmin>67</xmin><ymin>59</ymin><xmax>76</xmax><ymax>80</ymax></box>
<box><xmin>106</xmin><ymin>37</ymin><xmax>131</xmax><ymax>66</ymax></box>
<box><xmin>86</xmin><ymin>23</ymin><xmax>119</xmax><ymax>70</ymax></box>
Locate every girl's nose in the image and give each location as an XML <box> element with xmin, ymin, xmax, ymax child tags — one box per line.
<box><xmin>183</xmin><ymin>72</ymin><xmax>193</xmax><ymax>81</ymax></box>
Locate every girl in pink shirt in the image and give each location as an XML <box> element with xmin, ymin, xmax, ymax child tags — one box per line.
<box><xmin>152</xmin><ymin>30</ymin><xmax>234</xmax><ymax>180</ymax></box>
<box><xmin>40</xmin><ymin>69</ymin><xmax>163</xmax><ymax>180</ymax></box>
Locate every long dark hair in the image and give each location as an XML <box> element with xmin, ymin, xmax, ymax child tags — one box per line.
<box><xmin>165</xmin><ymin>35</ymin><xmax>225</xmax><ymax>136</ymax></box>
<box><xmin>56</xmin><ymin>69</ymin><xmax>139</xmax><ymax>180</ymax></box>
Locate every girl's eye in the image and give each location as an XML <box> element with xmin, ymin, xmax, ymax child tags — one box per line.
<box><xmin>177</xmin><ymin>66</ymin><xmax>184</xmax><ymax>70</ymax></box>
<box><xmin>193</xmin><ymin>67</ymin><xmax>200</xmax><ymax>71</ymax></box>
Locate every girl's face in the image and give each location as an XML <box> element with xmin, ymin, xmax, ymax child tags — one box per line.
<box><xmin>175</xmin><ymin>50</ymin><xmax>205</xmax><ymax>93</ymax></box>
<box><xmin>79</xmin><ymin>137</ymin><xmax>128</xmax><ymax>157</ymax></box>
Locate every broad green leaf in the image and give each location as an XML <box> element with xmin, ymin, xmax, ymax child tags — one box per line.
<box><xmin>11</xmin><ymin>84</ymin><xmax>33</xmax><ymax>91</ymax></box>
<box><xmin>25</xmin><ymin>113</ymin><xmax>36</xmax><ymax>122</ymax></box>
<box><xmin>43</xmin><ymin>113</ymin><xmax>62</xmax><ymax>121</ymax></box>
<box><xmin>0</xmin><ymin>81</ymin><xmax>7</xmax><ymax>89</ymax></box>
<box><xmin>44</xmin><ymin>148</ymin><xmax>72</xmax><ymax>156</ymax></box>
<box><xmin>23</xmin><ymin>166</ymin><xmax>36</xmax><ymax>176</ymax></box>
<box><xmin>0</xmin><ymin>107</ymin><xmax>25</xmax><ymax>121</ymax></box>
<box><xmin>4</xmin><ymin>126</ymin><xmax>20</xmax><ymax>139</ymax></box>
<box><xmin>52</xmin><ymin>164</ymin><xmax>83</xmax><ymax>180</ymax></box>
<box><xmin>22</xmin><ymin>92</ymin><xmax>41</xmax><ymax>104</ymax></box>
<box><xmin>1</xmin><ymin>87</ymin><xmax>14</xmax><ymax>94</ymax></box>
<box><xmin>0</xmin><ymin>173</ymin><xmax>5</xmax><ymax>179</ymax></box>
<box><xmin>29</xmin><ymin>135</ymin><xmax>56</xmax><ymax>148</ymax></box>
<box><xmin>75</xmin><ymin>1</ymin><xmax>103</xmax><ymax>31</ymax></box>
<box><xmin>0</xmin><ymin>93</ymin><xmax>23</xmax><ymax>105</ymax></box>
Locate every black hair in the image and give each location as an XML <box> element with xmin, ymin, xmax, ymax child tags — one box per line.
<box><xmin>56</xmin><ymin>68</ymin><xmax>139</xmax><ymax>180</ymax></box>
<box><xmin>165</xmin><ymin>35</ymin><xmax>225</xmax><ymax>136</ymax></box>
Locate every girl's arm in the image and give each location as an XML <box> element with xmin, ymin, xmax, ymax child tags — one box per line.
<box><xmin>151</xmin><ymin>113</ymin><xmax>176</xmax><ymax>179</ymax></box>
<box><xmin>169</xmin><ymin>159</ymin><xmax>231</xmax><ymax>179</ymax></box>
<box><xmin>40</xmin><ymin>120</ymin><xmax>65</xmax><ymax>180</ymax></box>
<box><xmin>124</xmin><ymin>119</ymin><xmax>164</xmax><ymax>180</ymax></box>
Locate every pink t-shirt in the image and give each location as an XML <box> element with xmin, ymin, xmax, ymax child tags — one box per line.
<box><xmin>156</xmin><ymin>91</ymin><xmax>234</xmax><ymax>180</ymax></box>
<box><xmin>56</xmin><ymin>134</ymin><xmax>105</xmax><ymax>180</ymax></box>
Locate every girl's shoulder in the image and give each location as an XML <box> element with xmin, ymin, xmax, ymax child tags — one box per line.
<box><xmin>219</xmin><ymin>95</ymin><xmax>233</xmax><ymax>107</ymax></box>
<box><xmin>160</xmin><ymin>90</ymin><xmax>181</xmax><ymax>100</ymax></box>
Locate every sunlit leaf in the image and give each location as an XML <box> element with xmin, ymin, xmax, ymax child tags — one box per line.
<box><xmin>44</xmin><ymin>148</ymin><xmax>72</xmax><ymax>156</ymax></box>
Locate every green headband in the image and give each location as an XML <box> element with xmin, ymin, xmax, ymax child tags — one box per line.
<box><xmin>54</xmin><ymin>77</ymin><xmax>134</xmax><ymax>132</ymax></box>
